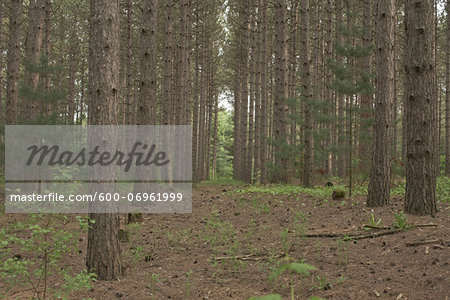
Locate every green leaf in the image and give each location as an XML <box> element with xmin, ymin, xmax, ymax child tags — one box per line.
<box><xmin>268</xmin><ymin>264</ymin><xmax>288</xmax><ymax>281</ymax></box>
<box><xmin>248</xmin><ymin>294</ymin><xmax>282</xmax><ymax>300</ymax></box>
<box><xmin>287</xmin><ymin>263</ymin><xmax>317</xmax><ymax>275</ymax></box>
<box><xmin>308</xmin><ymin>297</ymin><xmax>325</xmax><ymax>300</ymax></box>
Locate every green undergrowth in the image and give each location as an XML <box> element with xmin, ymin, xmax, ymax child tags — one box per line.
<box><xmin>232</xmin><ymin>185</ymin><xmax>345</xmax><ymax>202</ymax></box>
<box><xmin>195</xmin><ymin>178</ymin><xmax>246</xmax><ymax>186</ymax></box>
<box><xmin>230</xmin><ymin>176</ymin><xmax>449</xmax><ymax>203</ymax></box>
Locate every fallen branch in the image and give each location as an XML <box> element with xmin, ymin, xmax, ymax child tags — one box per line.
<box><xmin>363</xmin><ymin>223</ymin><xmax>437</xmax><ymax>230</ymax></box>
<box><xmin>349</xmin><ymin>228</ymin><xmax>403</xmax><ymax>240</ymax></box>
<box><xmin>293</xmin><ymin>223</ymin><xmax>438</xmax><ymax>240</ymax></box>
<box><xmin>406</xmin><ymin>239</ymin><xmax>449</xmax><ymax>247</ymax></box>
<box><xmin>212</xmin><ymin>253</ymin><xmax>284</xmax><ymax>261</ymax></box>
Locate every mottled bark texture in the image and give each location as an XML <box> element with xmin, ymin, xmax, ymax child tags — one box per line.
<box><xmin>404</xmin><ymin>0</ymin><xmax>437</xmax><ymax>216</ymax></box>
<box><xmin>367</xmin><ymin>0</ymin><xmax>395</xmax><ymax>207</ymax></box>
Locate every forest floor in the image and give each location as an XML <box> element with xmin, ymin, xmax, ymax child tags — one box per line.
<box><xmin>1</xmin><ymin>179</ymin><xmax>449</xmax><ymax>300</ymax></box>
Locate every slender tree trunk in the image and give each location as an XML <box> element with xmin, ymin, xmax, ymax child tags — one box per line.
<box><xmin>212</xmin><ymin>93</ymin><xmax>218</xmax><ymax>180</ymax></box>
<box><xmin>325</xmin><ymin>0</ymin><xmax>333</xmax><ymax>173</ymax></box>
<box><xmin>336</xmin><ymin>0</ymin><xmax>345</xmax><ymax>177</ymax></box>
<box><xmin>192</xmin><ymin>6</ymin><xmax>200</xmax><ymax>180</ymax></box>
<box><xmin>446</xmin><ymin>0</ymin><xmax>450</xmax><ymax>175</ymax></box>
<box><xmin>273</xmin><ymin>0</ymin><xmax>289</xmax><ymax>183</ymax></box>
<box><xmin>67</xmin><ymin>12</ymin><xmax>78</xmax><ymax>124</ymax></box>
<box><xmin>163</xmin><ymin>0</ymin><xmax>173</xmax><ymax>126</ymax></box>
<box><xmin>392</xmin><ymin>8</ymin><xmax>398</xmax><ymax>156</ymax></box>
<box><xmin>301</xmin><ymin>0</ymin><xmax>313</xmax><ymax>187</ymax></box>
<box><xmin>6</xmin><ymin>0</ymin><xmax>22</xmax><ymax>125</ymax></box>
<box><xmin>367</xmin><ymin>0</ymin><xmax>395</xmax><ymax>207</ymax></box>
<box><xmin>359</xmin><ymin>0</ymin><xmax>372</xmax><ymax>171</ymax></box>
<box><xmin>233</xmin><ymin>67</ymin><xmax>241</xmax><ymax>180</ymax></box>
<box><xmin>176</xmin><ymin>0</ymin><xmax>190</xmax><ymax>125</ymax></box>
<box><xmin>239</xmin><ymin>1</ymin><xmax>250</xmax><ymax>182</ymax></box>
<box><xmin>259</xmin><ymin>0</ymin><xmax>268</xmax><ymax>183</ymax></box>
<box><xmin>23</xmin><ymin>0</ymin><xmax>46</xmax><ymax>120</ymax></box>
<box><xmin>254</xmin><ymin>0</ymin><xmax>262</xmax><ymax>182</ymax></box>
<box><xmin>0</xmin><ymin>0</ymin><xmax>3</xmax><ymax>129</ymax></box>
<box><xmin>247</xmin><ymin>3</ymin><xmax>256</xmax><ymax>182</ymax></box>
<box><xmin>404</xmin><ymin>0</ymin><xmax>437</xmax><ymax>216</ymax></box>
<box><xmin>288</xmin><ymin>0</ymin><xmax>298</xmax><ymax>151</ymax></box>
<box><xmin>125</xmin><ymin>0</ymin><xmax>134</xmax><ymax>125</ymax></box>
<box><xmin>86</xmin><ymin>0</ymin><xmax>122</xmax><ymax>280</ymax></box>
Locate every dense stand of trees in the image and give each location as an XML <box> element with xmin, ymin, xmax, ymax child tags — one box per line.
<box><xmin>0</xmin><ymin>0</ymin><xmax>448</xmax><ymax>280</ymax></box>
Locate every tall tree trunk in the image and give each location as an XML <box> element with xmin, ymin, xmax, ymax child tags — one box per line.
<box><xmin>86</xmin><ymin>0</ymin><xmax>122</xmax><ymax>280</ymax></box>
<box><xmin>137</xmin><ymin>0</ymin><xmax>157</xmax><ymax>125</ymax></box>
<box><xmin>404</xmin><ymin>0</ymin><xmax>437</xmax><ymax>216</ymax></box>
<box><xmin>22</xmin><ymin>0</ymin><xmax>46</xmax><ymax>120</ymax></box>
<box><xmin>325</xmin><ymin>0</ymin><xmax>333</xmax><ymax>173</ymax></box>
<box><xmin>272</xmin><ymin>0</ymin><xmax>288</xmax><ymax>183</ymax></box>
<box><xmin>367</xmin><ymin>0</ymin><xmax>395</xmax><ymax>207</ymax></box>
<box><xmin>233</xmin><ymin>67</ymin><xmax>241</xmax><ymax>180</ymax></box>
<box><xmin>259</xmin><ymin>0</ymin><xmax>268</xmax><ymax>183</ymax></box>
<box><xmin>247</xmin><ymin>2</ymin><xmax>256</xmax><ymax>182</ymax></box>
<box><xmin>288</xmin><ymin>0</ymin><xmax>298</xmax><ymax>152</ymax></box>
<box><xmin>193</xmin><ymin>7</ymin><xmax>200</xmax><ymax>180</ymax></box>
<box><xmin>176</xmin><ymin>0</ymin><xmax>191</xmax><ymax>126</ymax></box>
<box><xmin>212</xmin><ymin>93</ymin><xmax>218</xmax><ymax>180</ymax></box>
<box><xmin>254</xmin><ymin>0</ymin><xmax>262</xmax><ymax>182</ymax></box>
<box><xmin>446</xmin><ymin>0</ymin><xmax>450</xmax><ymax>175</ymax></box>
<box><xmin>67</xmin><ymin>12</ymin><xmax>78</xmax><ymax>124</ymax></box>
<box><xmin>125</xmin><ymin>0</ymin><xmax>134</xmax><ymax>125</ymax></box>
<box><xmin>6</xmin><ymin>0</ymin><xmax>22</xmax><ymax>125</ymax></box>
<box><xmin>163</xmin><ymin>0</ymin><xmax>173</xmax><ymax>125</ymax></box>
<box><xmin>336</xmin><ymin>0</ymin><xmax>345</xmax><ymax>177</ymax></box>
<box><xmin>239</xmin><ymin>1</ymin><xmax>250</xmax><ymax>182</ymax></box>
<box><xmin>129</xmin><ymin>0</ymin><xmax>158</xmax><ymax>222</ymax></box>
<box><xmin>359</xmin><ymin>0</ymin><xmax>372</xmax><ymax>171</ymax></box>
<box><xmin>0</xmin><ymin>0</ymin><xmax>3</xmax><ymax>130</ymax></box>
<box><xmin>301</xmin><ymin>0</ymin><xmax>313</xmax><ymax>187</ymax></box>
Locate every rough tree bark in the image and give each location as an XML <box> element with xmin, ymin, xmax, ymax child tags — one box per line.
<box><xmin>336</xmin><ymin>0</ymin><xmax>345</xmax><ymax>177</ymax></box>
<box><xmin>23</xmin><ymin>0</ymin><xmax>46</xmax><ymax>120</ymax></box>
<box><xmin>86</xmin><ymin>0</ymin><xmax>122</xmax><ymax>280</ymax></box>
<box><xmin>404</xmin><ymin>0</ymin><xmax>437</xmax><ymax>216</ymax></box>
<box><xmin>446</xmin><ymin>1</ymin><xmax>450</xmax><ymax>175</ymax></box>
<box><xmin>259</xmin><ymin>0</ymin><xmax>268</xmax><ymax>183</ymax></box>
<box><xmin>359</xmin><ymin>0</ymin><xmax>372</xmax><ymax>171</ymax></box>
<box><xmin>367</xmin><ymin>0</ymin><xmax>395</xmax><ymax>207</ymax></box>
<box><xmin>6</xmin><ymin>0</ymin><xmax>22</xmax><ymax>125</ymax></box>
<box><xmin>272</xmin><ymin>0</ymin><xmax>289</xmax><ymax>183</ymax></box>
<box><xmin>301</xmin><ymin>0</ymin><xmax>313</xmax><ymax>187</ymax></box>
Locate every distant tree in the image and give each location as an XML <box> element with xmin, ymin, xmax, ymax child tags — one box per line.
<box><xmin>272</xmin><ymin>0</ymin><xmax>289</xmax><ymax>183</ymax></box>
<box><xmin>300</xmin><ymin>0</ymin><xmax>313</xmax><ymax>187</ymax></box>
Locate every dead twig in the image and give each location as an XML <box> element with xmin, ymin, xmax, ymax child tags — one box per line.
<box><xmin>363</xmin><ymin>223</ymin><xmax>437</xmax><ymax>230</ymax></box>
<box><xmin>406</xmin><ymin>239</ymin><xmax>449</xmax><ymax>247</ymax></box>
<box><xmin>212</xmin><ymin>253</ymin><xmax>284</xmax><ymax>261</ymax></box>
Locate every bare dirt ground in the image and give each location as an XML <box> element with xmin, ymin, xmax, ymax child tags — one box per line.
<box><xmin>1</xmin><ymin>183</ymin><xmax>449</xmax><ymax>300</ymax></box>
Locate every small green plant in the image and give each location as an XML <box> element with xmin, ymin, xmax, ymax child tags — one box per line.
<box><xmin>249</xmin><ymin>256</ymin><xmax>322</xmax><ymax>300</ymax></box>
<box><xmin>146</xmin><ymin>273</ymin><xmax>162</xmax><ymax>297</ymax></box>
<box><xmin>125</xmin><ymin>246</ymin><xmax>145</xmax><ymax>271</ymax></box>
<box><xmin>393</xmin><ymin>212</ymin><xmax>410</xmax><ymax>229</ymax></box>
<box><xmin>368</xmin><ymin>211</ymin><xmax>382</xmax><ymax>227</ymax></box>
<box><xmin>184</xmin><ymin>270</ymin><xmax>193</xmax><ymax>299</ymax></box>
<box><xmin>336</xmin><ymin>237</ymin><xmax>350</xmax><ymax>265</ymax></box>
<box><xmin>0</xmin><ymin>215</ymin><xmax>96</xmax><ymax>299</ymax></box>
<box><xmin>311</xmin><ymin>275</ymin><xmax>329</xmax><ymax>291</ymax></box>
<box><xmin>280</xmin><ymin>228</ymin><xmax>290</xmax><ymax>255</ymax></box>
